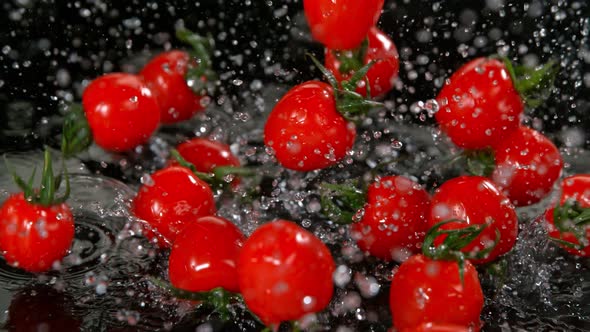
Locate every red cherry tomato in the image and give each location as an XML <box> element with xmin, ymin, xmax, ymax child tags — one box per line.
<box><xmin>140</xmin><ymin>50</ymin><xmax>207</xmax><ymax>124</ymax></box>
<box><xmin>0</xmin><ymin>193</ymin><xmax>74</xmax><ymax>273</ymax></box>
<box><xmin>389</xmin><ymin>255</ymin><xmax>483</xmax><ymax>331</ymax></box>
<box><xmin>303</xmin><ymin>0</ymin><xmax>384</xmax><ymax>50</ymax></box>
<box><xmin>325</xmin><ymin>27</ymin><xmax>399</xmax><ymax>97</ymax></box>
<box><xmin>168</xmin><ymin>216</ymin><xmax>245</xmax><ymax>293</ymax></box>
<box><xmin>435</xmin><ymin>57</ymin><xmax>523</xmax><ymax>150</ymax></box>
<box><xmin>264</xmin><ymin>81</ymin><xmax>356</xmax><ymax>171</ymax></box>
<box><xmin>428</xmin><ymin>176</ymin><xmax>518</xmax><ymax>264</ymax></box>
<box><xmin>351</xmin><ymin>176</ymin><xmax>430</xmax><ymax>261</ymax></box>
<box><xmin>492</xmin><ymin>126</ymin><xmax>563</xmax><ymax>206</ymax></box>
<box><xmin>399</xmin><ymin>322</ymin><xmax>475</xmax><ymax>332</ymax></box>
<box><xmin>544</xmin><ymin>174</ymin><xmax>590</xmax><ymax>257</ymax></box>
<box><xmin>175</xmin><ymin>138</ymin><xmax>240</xmax><ymax>173</ymax></box>
<box><xmin>238</xmin><ymin>220</ymin><xmax>335</xmax><ymax>326</ymax></box>
<box><xmin>82</xmin><ymin>73</ymin><xmax>161</xmax><ymax>152</ymax></box>
<box><xmin>132</xmin><ymin>166</ymin><xmax>216</xmax><ymax>248</ymax></box>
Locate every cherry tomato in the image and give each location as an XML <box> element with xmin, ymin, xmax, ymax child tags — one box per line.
<box><xmin>399</xmin><ymin>322</ymin><xmax>474</xmax><ymax>332</ymax></box>
<box><xmin>0</xmin><ymin>193</ymin><xmax>74</xmax><ymax>273</ymax></box>
<box><xmin>264</xmin><ymin>81</ymin><xmax>356</xmax><ymax>171</ymax></box>
<box><xmin>132</xmin><ymin>166</ymin><xmax>216</xmax><ymax>248</ymax></box>
<box><xmin>428</xmin><ymin>176</ymin><xmax>518</xmax><ymax>264</ymax></box>
<box><xmin>175</xmin><ymin>138</ymin><xmax>240</xmax><ymax>173</ymax></box>
<box><xmin>303</xmin><ymin>0</ymin><xmax>384</xmax><ymax>50</ymax></box>
<box><xmin>168</xmin><ymin>216</ymin><xmax>245</xmax><ymax>293</ymax></box>
<box><xmin>238</xmin><ymin>220</ymin><xmax>335</xmax><ymax>326</ymax></box>
<box><xmin>544</xmin><ymin>174</ymin><xmax>590</xmax><ymax>257</ymax></box>
<box><xmin>325</xmin><ymin>27</ymin><xmax>399</xmax><ymax>97</ymax></box>
<box><xmin>140</xmin><ymin>50</ymin><xmax>207</xmax><ymax>124</ymax></box>
<box><xmin>435</xmin><ymin>58</ymin><xmax>523</xmax><ymax>150</ymax></box>
<box><xmin>351</xmin><ymin>176</ymin><xmax>430</xmax><ymax>261</ymax></box>
<box><xmin>491</xmin><ymin>126</ymin><xmax>563</xmax><ymax>206</ymax></box>
<box><xmin>389</xmin><ymin>254</ymin><xmax>483</xmax><ymax>331</ymax></box>
<box><xmin>82</xmin><ymin>73</ymin><xmax>161</xmax><ymax>152</ymax></box>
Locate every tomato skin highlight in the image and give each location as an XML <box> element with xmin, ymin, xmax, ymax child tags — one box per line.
<box><xmin>544</xmin><ymin>174</ymin><xmax>590</xmax><ymax>257</ymax></box>
<box><xmin>132</xmin><ymin>166</ymin><xmax>216</xmax><ymax>248</ymax></box>
<box><xmin>168</xmin><ymin>216</ymin><xmax>245</xmax><ymax>293</ymax></box>
<box><xmin>140</xmin><ymin>50</ymin><xmax>206</xmax><ymax>124</ymax></box>
<box><xmin>435</xmin><ymin>57</ymin><xmax>523</xmax><ymax>150</ymax></box>
<box><xmin>303</xmin><ymin>0</ymin><xmax>384</xmax><ymax>50</ymax></box>
<box><xmin>389</xmin><ymin>255</ymin><xmax>483</xmax><ymax>331</ymax></box>
<box><xmin>428</xmin><ymin>176</ymin><xmax>518</xmax><ymax>264</ymax></box>
<box><xmin>264</xmin><ymin>81</ymin><xmax>356</xmax><ymax>171</ymax></box>
<box><xmin>352</xmin><ymin>176</ymin><xmax>430</xmax><ymax>261</ymax></box>
<box><xmin>82</xmin><ymin>73</ymin><xmax>161</xmax><ymax>152</ymax></box>
<box><xmin>491</xmin><ymin>127</ymin><xmax>563</xmax><ymax>207</ymax></box>
<box><xmin>325</xmin><ymin>27</ymin><xmax>399</xmax><ymax>97</ymax></box>
<box><xmin>0</xmin><ymin>193</ymin><xmax>75</xmax><ymax>273</ymax></box>
<box><xmin>238</xmin><ymin>220</ymin><xmax>335</xmax><ymax>326</ymax></box>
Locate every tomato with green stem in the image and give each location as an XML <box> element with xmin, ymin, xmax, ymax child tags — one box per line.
<box><xmin>132</xmin><ymin>166</ymin><xmax>216</xmax><ymax>248</ymax></box>
<box><xmin>325</xmin><ymin>27</ymin><xmax>399</xmax><ymax>98</ymax></box>
<box><xmin>303</xmin><ymin>0</ymin><xmax>384</xmax><ymax>50</ymax></box>
<box><xmin>82</xmin><ymin>73</ymin><xmax>160</xmax><ymax>152</ymax></box>
<box><xmin>174</xmin><ymin>138</ymin><xmax>241</xmax><ymax>182</ymax></box>
<box><xmin>544</xmin><ymin>174</ymin><xmax>590</xmax><ymax>257</ymax></box>
<box><xmin>435</xmin><ymin>57</ymin><xmax>558</xmax><ymax>150</ymax></box>
<box><xmin>238</xmin><ymin>220</ymin><xmax>335</xmax><ymax>327</ymax></box>
<box><xmin>0</xmin><ymin>149</ymin><xmax>74</xmax><ymax>273</ymax></box>
<box><xmin>427</xmin><ymin>176</ymin><xmax>517</xmax><ymax>264</ymax></box>
<box><xmin>168</xmin><ymin>216</ymin><xmax>245</xmax><ymax>293</ymax></box>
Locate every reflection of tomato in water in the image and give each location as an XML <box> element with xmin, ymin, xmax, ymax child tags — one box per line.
<box><xmin>6</xmin><ymin>285</ymin><xmax>81</xmax><ymax>332</ymax></box>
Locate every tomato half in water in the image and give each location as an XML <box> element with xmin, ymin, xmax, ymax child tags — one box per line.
<box><xmin>390</xmin><ymin>255</ymin><xmax>483</xmax><ymax>331</ymax></box>
<box><xmin>303</xmin><ymin>0</ymin><xmax>384</xmax><ymax>50</ymax></box>
<box><xmin>264</xmin><ymin>81</ymin><xmax>356</xmax><ymax>171</ymax></box>
<box><xmin>238</xmin><ymin>220</ymin><xmax>335</xmax><ymax>327</ymax></box>
<box><xmin>0</xmin><ymin>193</ymin><xmax>75</xmax><ymax>273</ymax></box>
<box><xmin>428</xmin><ymin>176</ymin><xmax>518</xmax><ymax>264</ymax></box>
<box><xmin>82</xmin><ymin>73</ymin><xmax>161</xmax><ymax>152</ymax></box>
<box><xmin>352</xmin><ymin>176</ymin><xmax>430</xmax><ymax>261</ymax></box>
<box><xmin>491</xmin><ymin>126</ymin><xmax>563</xmax><ymax>207</ymax></box>
<box><xmin>325</xmin><ymin>27</ymin><xmax>399</xmax><ymax>98</ymax></box>
<box><xmin>140</xmin><ymin>50</ymin><xmax>208</xmax><ymax>124</ymax></box>
<box><xmin>132</xmin><ymin>166</ymin><xmax>216</xmax><ymax>248</ymax></box>
<box><xmin>168</xmin><ymin>216</ymin><xmax>245</xmax><ymax>293</ymax></box>
<box><xmin>435</xmin><ymin>58</ymin><xmax>523</xmax><ymax>150</ymax></box>
<box><xmin>544</xmin><ymin>174</ymin><xmax>590</xmax><ymax>257</ymax></box>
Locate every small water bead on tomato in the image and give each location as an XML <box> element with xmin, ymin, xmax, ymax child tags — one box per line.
<box><xmin>435</xmin><ymin>58</ymin><xmax>524</xmax><ymax>150</ymax></box>
<box><xmin>325</xmin><ymin>27</ymin><xmax>400</xmax><ymax>97</ymax></box>
<box><xmin>132</xmin><ymin>166</ymin><xmax>216</xmax><ymax>248</ymax></box>
<box><xmin>544</xmin><ymin>174</ymin><xmax>590</xmax><ymax>257</ymax></box>
<box><xmin>303</xmin><ymin>0</ymin><xmax>384</xmax><ymax>50</ymax></box>
<box><xmin>491</xmin><ymin>126</ymin><xmax>563</xmax><ymax>207</ymax></box>
<box><xmin>237</xmin><ymin>220</ymin><xmax>335</xmax><ymax>327</ymax></box>
<box><xmin>427</xmin><ymin>176</ymin><xmax>518</xmax><ymax>264</ymax></box>
<box><xmin>168</xmin><ymin>216</ymin><xmax>245</xmax><ymax>293</ymax></box>
<box><xmin>351</xmin><ymin>176</ymin><xmax>431</xmax><ymax>262</ymax></box>
<box><xmin>82</xmin><ymin>73</ymin><xmax>161</xmax><ymax>152</ymax></box>
<box><xmin>140</xmin><ymin>50</ymin><xmax>208</xmax><ymax>124</ymax></box>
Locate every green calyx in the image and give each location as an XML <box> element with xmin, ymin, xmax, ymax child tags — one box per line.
<box><xmin>6</xmin><ymin>148</ymin><xmax>70</xmax><ymax>206</ymax></box>
<box><xmin>502</xmin><ymin>57</ymin><xmax>559</xmax><ymax>109</ymax></box>
<box><xmin>422</xmin><ymin>219</ymin><xmax>500</xmax><ymax>284</ymax></box>
<box><xmin>61</xmin><ymin>103</ymin><xmax>93</xmax><ymax>159</ymax></box>
<box><xmin>331</xmin><ymin>38</ymin><xmax>369</xmax><ymax>75</ymax></box>
<box><xmin>307</xmin><ymin>53</ymin><xmax>382</xmax><ymax>121</ymax></box>
<box><xmin>149</xmin><ymin>277</ymin><xmax>240</xmax><ymax>321</ymax></box>
<box><xmin>552</xmin><ymin>200</ymin><xmax>590</xmax><ymax>250</ymax></box>
<box><xmin>463</xmin><ymin>148</ymin><xmax>496</xmax><ymax>177</ymax></box>
<box><xmin>176</xmin><ymin>27</ymin><xmax>218</xmax><ymax>94</ymax></box>
<box><xmin>319</xmin><ymin>181</ymin><xmax>366</xmax><ymax>225</ymax></box>
<box><xmin>170</xmin><ymin>149</ymin><xmax>254</xmax><ymax>188</ymax></box>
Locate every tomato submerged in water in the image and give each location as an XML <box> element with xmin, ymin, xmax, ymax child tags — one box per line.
<box><xmin>0</xmin><ymin>193</ymin><xmax>75</xmax><ymax>273</ymax></box>
<box><xmin>264</xmin><ymin>81</ymin><xmax>356</xmax><ymax>172</ymax></box>
<box><xmin>82</xmin><ymin>73</ymin><xmax>161</xmax><ymax>152</ymax></box>
<box><xmin>140</xmin><ymin>50</ymin><xmax>208</xmax><ymax>124</ymax></box>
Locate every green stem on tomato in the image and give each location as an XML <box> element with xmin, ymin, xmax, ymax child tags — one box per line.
<box><xmin>552</xmin><ymin>200</ymin><xmax>590</xmax><ymax>249</ymax></box>
<box><xmin>501</xmin><ymin>57</ymin><xmax>559</xmax><ymax>109</ymax></box>
<box><xmin>176</xmin><ymin>28</ymin><xmax>218</xmax><ymax>94</ymax></box>
<box><xmin>61</xmin><ymin>103</ymin><xmax>93</xmax><ymax>159</ymax></box>
<box><xmin>319</xmin><ymin>181</ymin><xmax>366</xmax><ymax>225</ymax></box>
